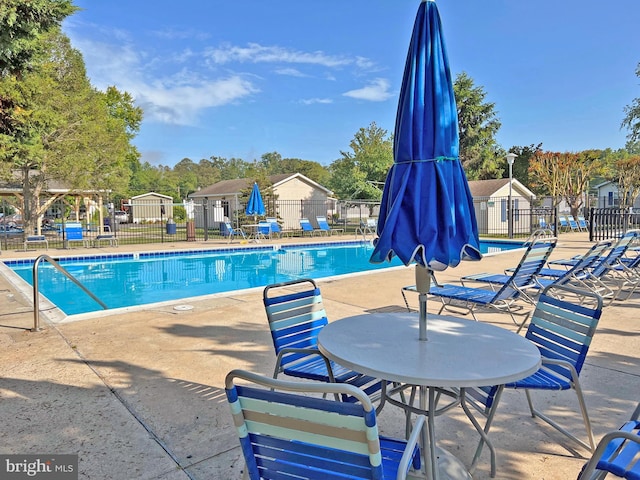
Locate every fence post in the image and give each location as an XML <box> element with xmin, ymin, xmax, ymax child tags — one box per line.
<box><xmin>203</xmin><ymin>198</ymin><xmax>208</xmax><ymax>241</ymax></box>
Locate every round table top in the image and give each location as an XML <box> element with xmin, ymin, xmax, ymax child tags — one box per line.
<box><xmin>317</xmin><ymin>312</ymin><xmax>541</xmax><ymax>388</ymax></box>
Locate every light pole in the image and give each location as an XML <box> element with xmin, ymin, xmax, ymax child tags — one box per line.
<box><xmin>506</xmin><ymin>153</ymin><xmax>518</xmax><ymax>238</ymax></box>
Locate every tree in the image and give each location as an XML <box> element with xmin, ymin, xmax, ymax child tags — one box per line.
<box><xmin>528</xmin><ymin>150</ymin><xmax>604</xmax><ymax>217</ymax></box>
<box><xmin>328</xmin><ymin>122</ymin><xmax>393</xmax><ymax>199</ymax></box>
<box><xmin>506</xmin><ymin>144</ymin><xmax>543</xmax><ymax>193</ymax></box>
<box><xmin>613</xmin><ymin>156</ymin><xmax>640</xmax><ymax>207</ymax></box>
<box><xmin>622</xmin><ymin>62</ymin><xmax>640</xmax><ymax>143</ymax></box>
<box><xmin>0</xmin><ymin>29</ymin><xmax>140</xmax><ymax>235</ymax></box>
<box><xmin>453</xmin><ymin>72</ymin><xmax>502</xmax><ymax>179</ymax></box>
<box><xmin>0</xmin><ymin>0</ymin><xmax>77</xmax><ymax>77</ymax></box>
<box><xmin>259</xmin><ymin>151</ymin><xmax>330</xmax><ymax>186</ymax></box>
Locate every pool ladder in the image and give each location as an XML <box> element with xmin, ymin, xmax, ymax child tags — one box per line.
<box><xmin>32</xmin><ymin>255</ymin><xmax>108</xmax><ymax>331</ymax></box>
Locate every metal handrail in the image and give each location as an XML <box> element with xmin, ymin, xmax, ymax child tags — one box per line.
<box><xmin>32</xmin><ymin>254</ymin><xmax>108</xmax><ymax>331</ymax></box>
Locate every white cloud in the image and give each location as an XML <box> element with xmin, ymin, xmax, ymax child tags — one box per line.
<box><xmin>275</xmin><ymin>67</ymin><xmax>308</xmax><ymax>77</ymax></box>
<box><xmin>136</xmin><ymin>76</ymin><xmax>258</xmax><ymax>125</ymax></box>
<box><xmin>71</xmin><ymin>38</ymin><xmax>258</xmax><ymax>125</ymax></box>
<box><xmin>342</xmin><ymin>78</ymin><xmax>392</xmax><ymax>101</ymax></box>
<box><xmin>300</xmin><ymin>98</ymin><xmax>333</xmax><ymax>105</ymax></box>
<box><xmin>205</xmin><ymin>42</ymin><xmax>360</xmax><ymax>68</ymax></box>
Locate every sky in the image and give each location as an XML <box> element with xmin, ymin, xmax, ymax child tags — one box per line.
<box><xmin>63</xmin><ymin>0</ymin><xmax>640</xmax><ymax>168</ymax></box>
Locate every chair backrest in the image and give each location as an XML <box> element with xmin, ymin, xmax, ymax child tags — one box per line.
<box><xmin>552</xmin><ymin>239</ymin><xmax>612</xmax><ymax>286</ymax></box>
<box><xmin>493</xmin><ymin>238</ymin><xmax>557</xmax><ymax>301</ymax></box>
<box><xmin>226</xmin><ymin>369</ymin><xmax>386</xmax><ymax>480</ymax></box>
<box><xmin>590</xmin><ymin>230</ymin><xmax>638</xmax><ymax>278</ymax></box>
<box><xmin>221</xmin><ymin>222</ymin><xmax>233</xmax><ymax>235</ymax></box>
<box><xmin>526</xmin><ymin>284</ymin><xmax>603</xmax><ymax>379</ymax></box>
<box><xmin>300</xmin><ymin>218</ymin><xmax>314</xmax><ymax>232</ymax></box>
<box><xmin>65</xmin><ymin>223</ymin><xmax>84</xmax><ymax>240</ymax></box>
<box><xmin>577</xmin><ymin>216</ymin><xmax>588</xmax><ymax>228</ymax></box>
<box><xmin>567</xmin><ymin>215</ymin><xmax>579</xmax><ymax>230</ymax></box>
<box><xmin>263</xmin><ymin>279</ymin><xmax>328</xmax><ymax>370</ymax></box>
<box><xmin>316</xmin><ymin>215</ymin><xmax>330</xmax><ymax>230</ymax></box>
<box><xmin>266</xmin><ymin>217</ymin><xmax>281</xmax><ymax>233</ymax></box>
<box><xmin>257</xmin><ymin>221</ymin><xmax>271</xmax><ymax>236</ymax></box>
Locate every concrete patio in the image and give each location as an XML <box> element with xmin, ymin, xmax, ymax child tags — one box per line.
<box><xmin>0</xmin><ymin>233</ymin><xmax>638</xmax><ymax>479</ymax></box>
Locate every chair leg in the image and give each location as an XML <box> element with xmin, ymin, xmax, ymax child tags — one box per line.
<box><xmin>463</xmin><ymin>386</ymin><xmax>504</xmax><ymax>478</ymax></box>
<box><xmin>525</xmin><ymin>385</ymin><xmax>595</xmax><ymax>452</ymax></box>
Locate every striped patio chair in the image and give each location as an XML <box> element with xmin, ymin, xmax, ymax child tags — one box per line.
<box><xmin>225</xmin><ymin>369</ymin><xmax>423</xmax><ymax>480</ymax></box>
<box><xmin>463</xmin><ymin>284</ymin><xmax>603</xmax><ymax>476</ymax></box>
<box><xmin>263</xmin><ymin>279</ymin><xmax>381</xmax><ymax>402</ymax></box>
<box><xmin>577</xmin><ymin>402</ymin><xmax>640</xmax><ymax>480</ymax></box>
<box><xmin>430</xmin><ymin>238</ymin><xmax>557</xmax><ymax>329</ymax></box>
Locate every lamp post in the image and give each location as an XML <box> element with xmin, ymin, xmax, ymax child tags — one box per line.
<box><xmin>506</xmin><ymin>153</ymin><xmax>518</xmax><ymax>238</ymax></box>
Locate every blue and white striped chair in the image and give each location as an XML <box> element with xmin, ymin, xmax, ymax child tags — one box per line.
<box><xmin>463</xmin><ymin>284</ymin><xmax>603</xmax><ymax>476</ymax></box>
<box><xmin>263</xmin><ymin>279</ymin><xmax>381</xmax><ymax>402</ymax></box>
<box><xmin>577</xmin><ymin>402</ymin><xmax>640</xmax><ymax>480</ymax></box>
<box><xmin>429</xmin><ymin>238</ymin><xmax>557</xmax><ymax>329</ymax></box>
<box><xmin>226</xmin><ymin>369</ymin><xmax>423</xmax><ymax>480</ymax></box>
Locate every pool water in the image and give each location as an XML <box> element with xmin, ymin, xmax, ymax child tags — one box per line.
<box><xmin>6</xmin><ymin>240</ymin><xmax>522</xmax><ymax>316</ymax></box>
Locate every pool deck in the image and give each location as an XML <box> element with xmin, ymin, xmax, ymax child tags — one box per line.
<box><xmin>0</xmin><ymin>232</ymin><xmax>638</xmax><ymax>479</ymax></box>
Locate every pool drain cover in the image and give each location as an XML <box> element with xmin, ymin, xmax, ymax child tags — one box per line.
<box><xmin>174</xmin><ymin>305</ymin><xmax>194</xmax><ymax>311</ymax></box>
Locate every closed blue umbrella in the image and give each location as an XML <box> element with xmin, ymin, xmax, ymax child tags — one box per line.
<box><xmin>245</xmin><ymin>182</ymin><xmax>265</xmax><ymax>220</ymax></box>
<box><xmin>370</xmin><ymin>0</ymin><xmax>481</xmax><ymax>339</ymax></box>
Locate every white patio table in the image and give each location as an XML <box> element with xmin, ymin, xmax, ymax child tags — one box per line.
<box><xmin>317</xmin><ymin>312</ymin><xmax>541</xmax><ymax>480</ymax></box>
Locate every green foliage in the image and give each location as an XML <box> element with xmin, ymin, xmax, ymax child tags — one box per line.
<box><xmin>327</xmin><ymin>122</ymin><xmax>393</xmax><ymax>199</ymax></box>
<box><xmin>505</xmin><ymin>144</ymin><xmax>543</xmax><ymax>190</ymax></box>
<box><xmin>453</xmin><ymin>72</ymin><xmax>502</xmax><ymax>179</ymax></box>
<box><xmin>173</xmin><ymin>205</ymin><xmax>186</xmax><ymax>222</ymax></box>
<box><xmin>0</xmin><ymin>27</ymin><xmax>140</xmax><ymax>234</ymax></box>
<box><xmin>622</xmin><ymin>63</ymin><xmax>640</xmax><ymax>143</ymax></box>
<box><xmin>0</xmin><ymin>0</ymin><xmax>77</xmax><ymax>77</ymax></box>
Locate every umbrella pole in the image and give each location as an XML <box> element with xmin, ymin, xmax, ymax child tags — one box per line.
<box><xmin>416</xmin><ymin>265</ymin><xmax>431</xmax><ymax>341</ymax></box>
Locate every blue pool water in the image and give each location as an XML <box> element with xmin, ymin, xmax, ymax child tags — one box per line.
<box><xmin>5</xmin><ymin>240</ymin><xmax>522</xmax><ymax>316</ymax></box>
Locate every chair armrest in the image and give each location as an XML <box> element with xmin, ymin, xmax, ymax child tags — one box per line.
<box><xmin>397</xmin><ymin>414</ymin><xmax>426</xmax><ymax>479</ymax></box>
<box><xmin>274</xmin><ymin>347</ymin><xmax>335</xmax><ymax>380</ymax></box>
<box><xmin>540</xmin><ymin>357</ymin><xmax>580</xmax><ymax>382</ymax></box>
<box><xmin>578</xmin><ymin>429</ymin><xmax>640</xmax><ymax>480</ymax></box>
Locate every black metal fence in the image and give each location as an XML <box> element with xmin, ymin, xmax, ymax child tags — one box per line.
<box><xmin>588</xmin><ymin>208</ymin><xmax>640</xmax><ymax>241</ymax></box>
<box><xmin>8</xmin><ymin>195</ymin><xmax>618</xmax><ymax>252</ymax></box>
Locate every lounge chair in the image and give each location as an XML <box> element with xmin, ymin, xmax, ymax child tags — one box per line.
<box><xmin>428</xmin><ymin>238</ymin><xmax>556</xmax><ymax>328</ymax></box>
<box><xmin>531</xmin><ymin>239</ymin><xmax>612</xmax><ymax>290</ymax></box>
<box><xmin>23</xmin><ymin>235</ymin><xmax>48</xmax><ymax>251</ymax></box>
<box><xmin>464</xmin><ymin>284</ymin><xmax>603</xmax><ymax>475</ymax></box>
<box><xmin>357</xmin><ymin>218</ymin><xmax>377</xmax><ymax>239</ymax></box>
<box><xmin>222</xmin><ymin>221</ymin><xmax>245</xmax><ymax>243</ymax></box>
<box><xmin>577</xmin><ymin>401</ymin><xmax>640</xmax><ymax>480</ymax></box>
<box><xmin>265</xmin><ymin>217</ymin><xmax>285</xmax><ymax>238</ymax></box>
<box><xmin>263</xmin><ymin>279</ymin><xmax>381</xmax><ymax>402</ymax></box>
<box><xmin>577</xmin><ymin>215</ymin><xmax>589</xmax><ymax>231</ymax></box>
<box><xmin>559</xmin><ymin>216</ymin><xmax>570</xmax><ymax>232</ymax></box>
<box><xmin>299</xmin><ymin>217</ymin><xmax>318</xmax><ymax>236</ymax></box>
<box><xmin>316</xmin><ymin>215</ymin><xmax>344</xmax><ymax>236</ymax></box>
<box><xmin>65</xmin><ymin>222</ymin><xmax>89</xmax><ymax>248</ymax></box>
<box><xmin>225</xmin><ymin>369</ymin><xmax>423</xmax><ymax>480</ymax></box>
<box><xmin>567</xmin><ymin>215</ymin><xmax>581</xmax><ymax>231</ymax></box>
<box><xmin>569</xmin><ymin>231</ymin><xmax>639</xmax><ymax>303</ymax></box>
<box><xmin>460</xmin><ymin>237</ymin><xmax>558</xmax><ymax>305</ymax></box>
<box><xmin>92</xmin><ymin>225</ymin><xmax>118</xmax><ymax>247</ymax></box>
<box><xmin>256</xmin><ymin>221</ymin><xmax>272</xmax><ymax>240</ymax></box>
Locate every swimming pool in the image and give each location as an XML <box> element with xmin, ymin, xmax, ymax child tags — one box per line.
<box><xmin>5</xmin><ymin>240</ymin><xmax>523</xmax><ymax>316</ymax></box>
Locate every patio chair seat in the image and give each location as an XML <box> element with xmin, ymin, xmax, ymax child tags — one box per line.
<box><xmin>429</xmin><ymin>284</ymin><xmax>500</xmax><ymax>305</ymax></box>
